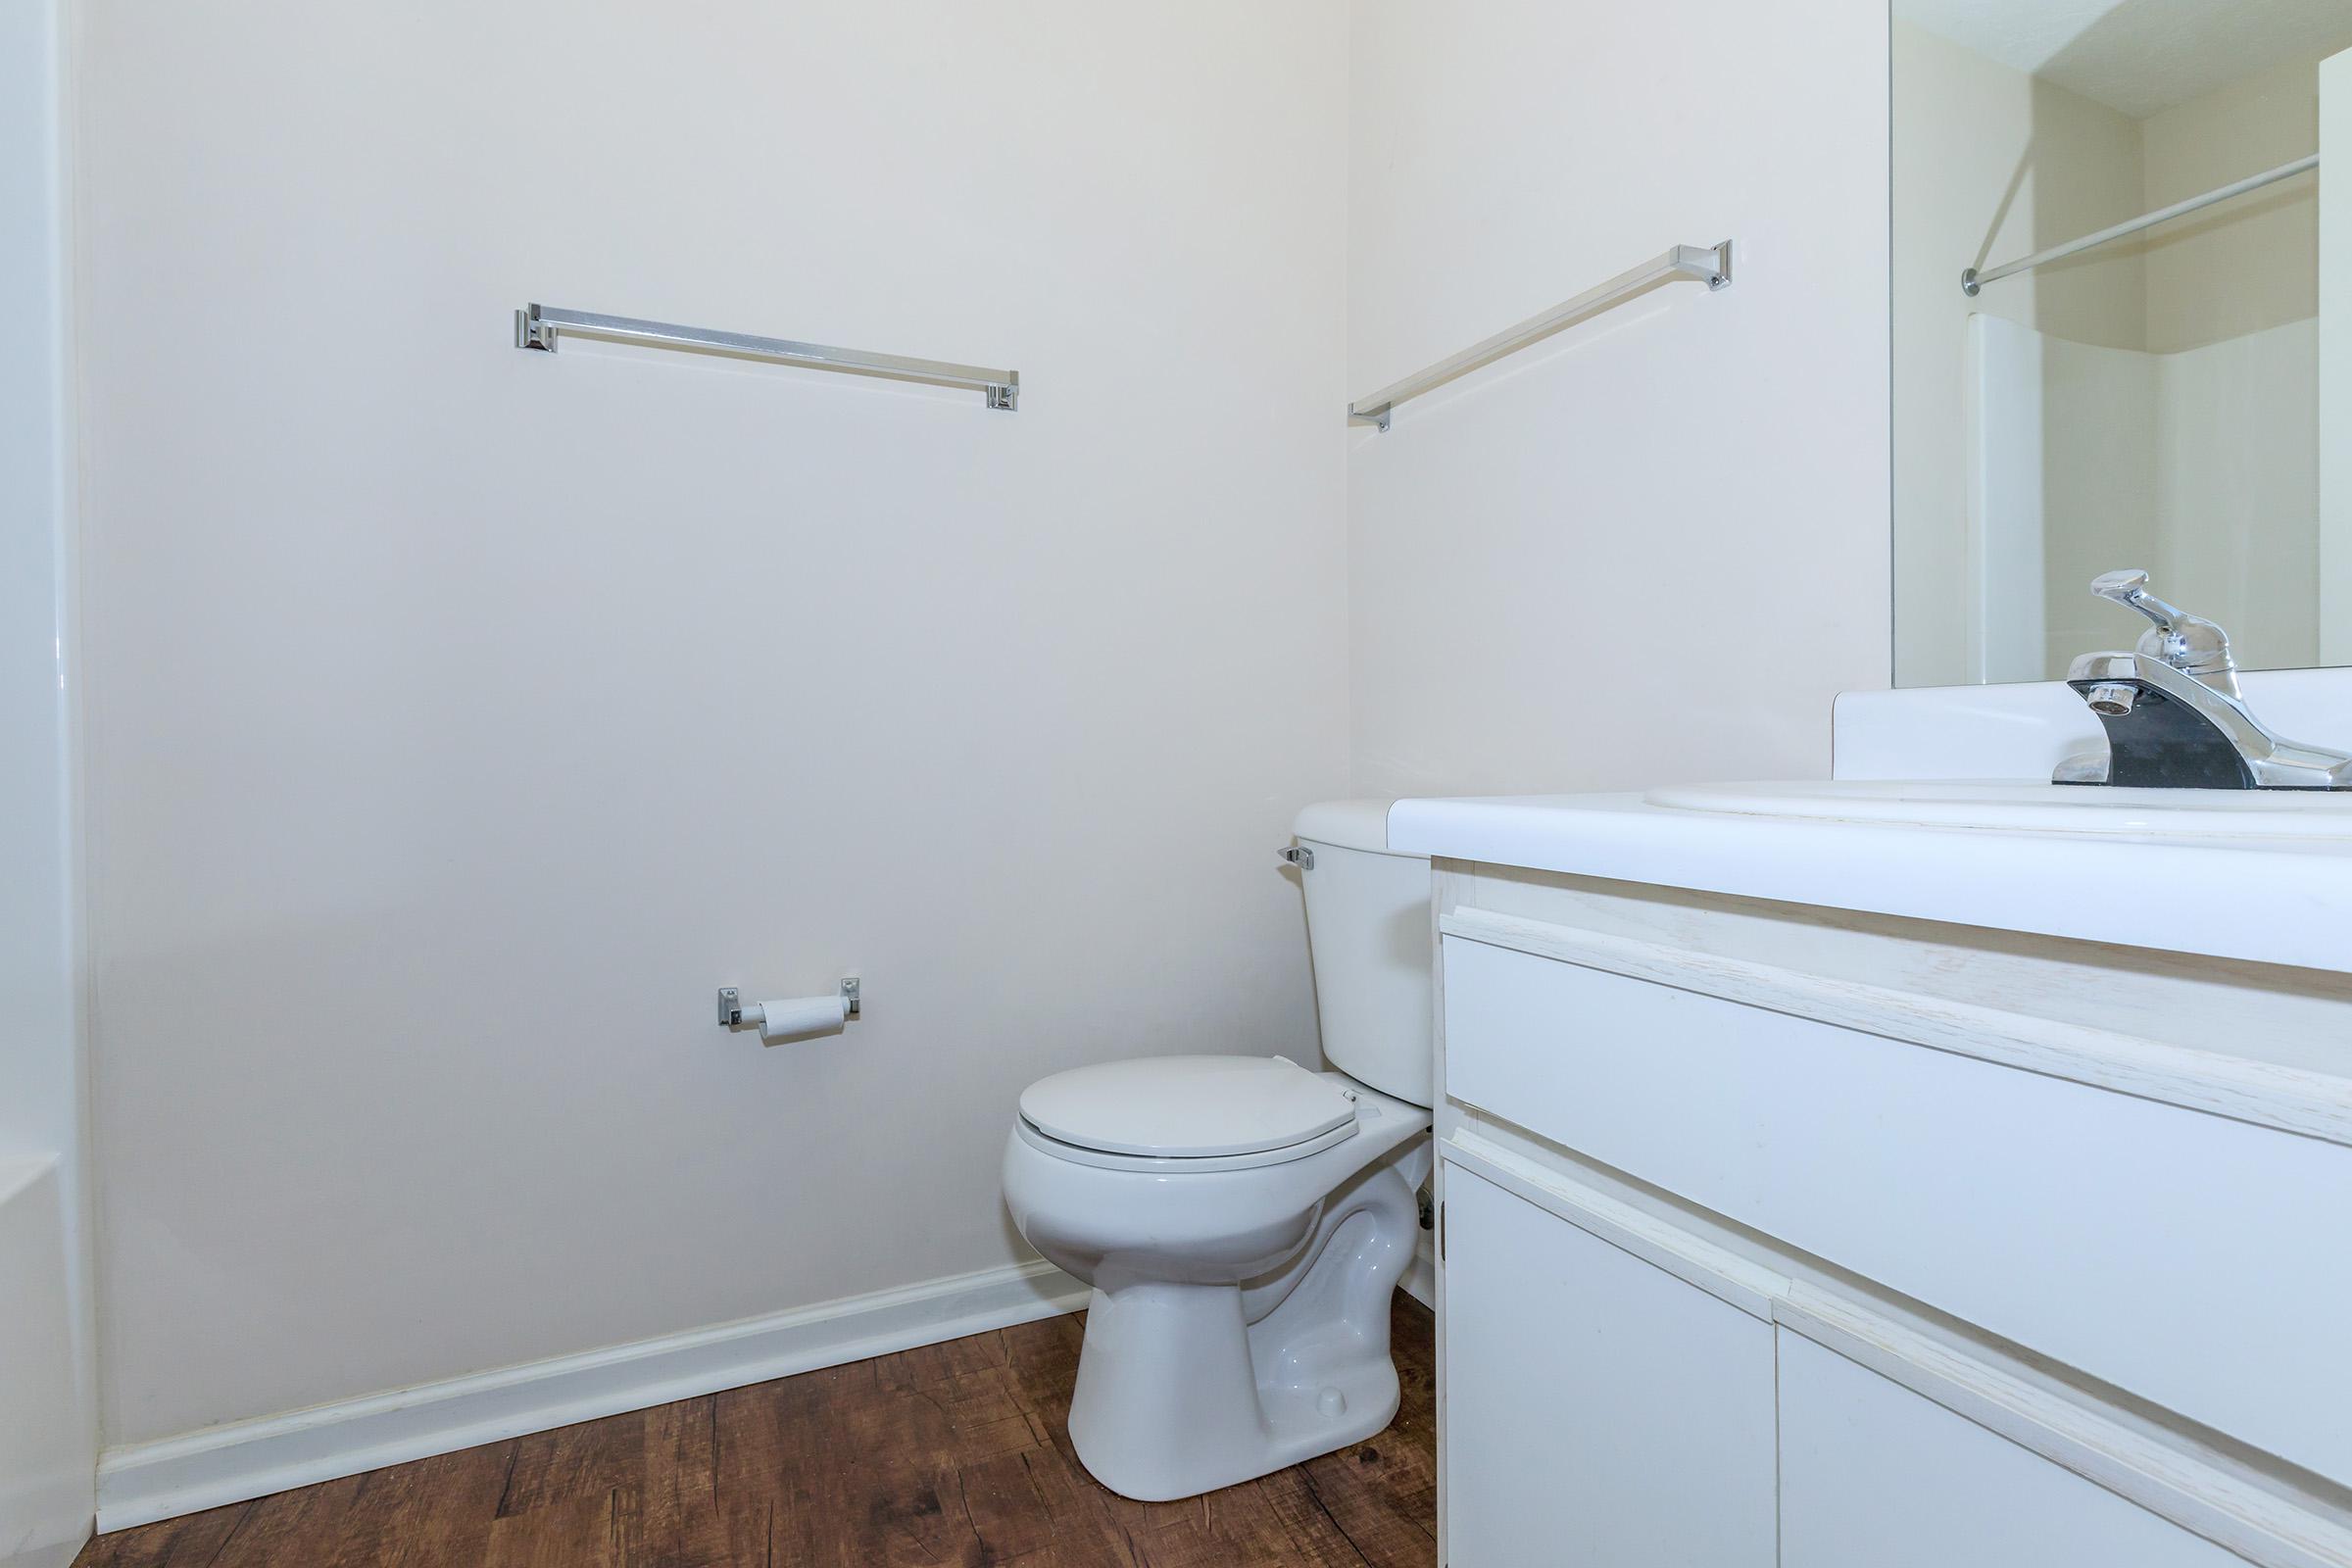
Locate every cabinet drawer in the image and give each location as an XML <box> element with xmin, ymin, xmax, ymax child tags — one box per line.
<box><xmin>1443</xmin><ymin>928</ymin><xmax>2352</xmax><ymax>1485</ymax></box>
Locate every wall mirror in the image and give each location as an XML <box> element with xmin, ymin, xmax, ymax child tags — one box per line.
<box><xmin>1893</xmin><ymin>0</ymin><xmax>2352</xmax><ymax>686</ymax></box>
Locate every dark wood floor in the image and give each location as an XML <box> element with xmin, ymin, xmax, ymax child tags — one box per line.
<box><xmin>77</xmin><ymin>1296</ymin><xmax>1436</xmax><ymax>1567</ymax></box>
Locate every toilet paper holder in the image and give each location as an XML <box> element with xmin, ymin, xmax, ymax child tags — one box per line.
<box><xmin>716</xmin><ymin>978</ymin><xmax>859</xmax><ymax>1028</ymax></box>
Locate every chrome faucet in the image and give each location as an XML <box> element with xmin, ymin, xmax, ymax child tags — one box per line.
<box><xmin>2055</xmin><ymin>570</ymin><xmax>2352</xmax><ymax>790</ymax></box>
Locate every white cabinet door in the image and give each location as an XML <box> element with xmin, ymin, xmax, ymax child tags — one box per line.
<box><xmin>1442</xmin><ymin>1165</ymin><xmax>1777</xmax><ymax>1568</ymax></box>
<box><xmin>1779</xmin><ymin>1331</ymin><xmax>2244</xmax><ymax>1568</ymax></box>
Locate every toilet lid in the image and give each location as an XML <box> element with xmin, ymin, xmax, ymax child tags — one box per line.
<box><xmin>1018</xmin><ymin>1054</ymin><xmax>1359</xmax><ymax>1158</ymax></box>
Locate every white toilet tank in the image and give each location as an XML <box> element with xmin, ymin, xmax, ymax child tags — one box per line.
<box><xmin>1292</xmin><ymin>800</ymin><xmax>1433</xmax><ymax>1108</ymax></box>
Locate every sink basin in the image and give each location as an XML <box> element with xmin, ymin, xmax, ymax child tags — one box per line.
<box><xmin>1644</xmin><ymin>779</ymin><xmax>2352</xmax><ymax>839</ymax></box>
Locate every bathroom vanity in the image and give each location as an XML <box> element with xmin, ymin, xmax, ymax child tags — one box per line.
<box><xmin>1394</xmin><ymin>684</ymin><xmax>2352</xmax><ymax>1567</ymax></box>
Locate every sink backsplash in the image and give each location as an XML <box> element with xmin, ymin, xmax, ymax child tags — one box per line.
<box><xmin>1835</xmin><ymin>667</ymin><xmax>2352</xmax><ymax>782</ymax></box>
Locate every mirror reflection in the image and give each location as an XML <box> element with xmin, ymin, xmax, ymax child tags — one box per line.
<box><xmin>1893</xmin><ymin>0</ymin><xmax>2352</xmax><ymax>685</ymax></box>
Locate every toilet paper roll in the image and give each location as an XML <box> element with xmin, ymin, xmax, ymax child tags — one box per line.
<box><xmin>753</xmin><ymin>994</ymin><xmax>851</xmax><ymax>1044</ymax></box>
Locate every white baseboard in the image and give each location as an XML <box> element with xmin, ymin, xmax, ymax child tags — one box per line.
<box><xmin>96</xmin><ymin>1258</ymin><xmax>1088</xmax><ymax>1534</ymax></box>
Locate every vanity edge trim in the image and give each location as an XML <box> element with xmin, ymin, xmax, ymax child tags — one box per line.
<box><xmin>1780</xmin><ymin>1286</ymin><xmax>2352</xmax><ymax>1568</ymax></box>
<box><xmin>1440</xmin><ymin>1129</ymin><xmax>1787</xmax><ymax>1321</ymax></box>
<box><xmin>1440</xmin><ymin>907</ymin><xmax>2352</xmax><ymax>1150</ymax></box>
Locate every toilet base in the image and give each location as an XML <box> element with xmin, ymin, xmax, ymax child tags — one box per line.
<box><xmin>1062</xmin><ymin>1142</ymin><xmax>1427</xmax><ymax>1501</ymax></box>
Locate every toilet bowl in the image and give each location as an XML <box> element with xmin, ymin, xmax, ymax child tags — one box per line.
<box><xmin>1001</xmin><ymin>801</ymin><xmax>1435</xmax><ymax>1502</ymax></box>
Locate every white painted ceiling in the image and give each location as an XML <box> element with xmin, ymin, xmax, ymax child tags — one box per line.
<box><xmin>1896</xmin><ymin>0</ymin><xmax>2352</xmax><ymax>118</ymax></box>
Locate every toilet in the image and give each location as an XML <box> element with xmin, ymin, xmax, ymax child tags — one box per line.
<box><xmin>1001</xmin><ymin>800</ymin><xmax>1434</xmax><ymax>1501</ymax></box>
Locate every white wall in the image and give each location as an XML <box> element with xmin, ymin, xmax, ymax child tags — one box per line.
<box><xmin>0</xmin><ymin>0</ymin><xmax>96</xmax><ymax>1560</ymax></box>
<box><xmin>2141</xmin><ymin>54</ymin><xmax>2322</xmax><ymax>356</ymax></box>
<box><xmin>1347</xmin><ymin>0</ymin><xmax>1892</xmax><ymax>799</ymax></box>
<box><xmin>74</xmin><ymin>0</ymin><xmax>1350</xmax><ymax>1449</ymax></box>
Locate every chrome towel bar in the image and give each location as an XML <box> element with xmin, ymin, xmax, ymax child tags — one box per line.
<box><xmin>1348</xmin><ymin>240</ymin><xmax>1733</xmax><ymax>431</ymax></box>
<box><xmin>514</xmin><ymin>304</ymin><xmax>1019</xmax><ymax>411</ymax></box>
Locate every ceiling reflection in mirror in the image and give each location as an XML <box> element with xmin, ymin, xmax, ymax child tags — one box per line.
<box><xmin>1893</xmin><ymin>0</ymin><xmax>2352</xmax><ymax>685</ymax></box>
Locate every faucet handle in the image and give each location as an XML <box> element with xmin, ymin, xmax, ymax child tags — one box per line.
<box><xmin>2088</xmin><ymin>568</ymin><xmax>2236</xmax><ymax>687</ymax></box>
<box><xmin>2091</xmin><ymin>568</ymin><xmax>2182</xmax><ymax>629</ymax></box>
<box><xmin>2089</xmin><ymin>567</ymin><xmax>2152</xmax><ymax>608</ymax></box>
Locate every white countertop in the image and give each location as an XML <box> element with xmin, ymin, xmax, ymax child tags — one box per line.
<box><xmin>1389</xmin><ymin>791</ymin><xmax>2352</xmax><ymax>977</ymax></box>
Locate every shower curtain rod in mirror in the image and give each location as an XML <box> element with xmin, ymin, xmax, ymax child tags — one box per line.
<box><xmin>1962</xmin><ymin>153</ymin><xmax>2319</xmax><ymax>296</ymax></box>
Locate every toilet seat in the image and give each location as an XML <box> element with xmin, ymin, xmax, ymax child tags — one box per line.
<box><xmin>1015</xmin><ymin>1117</ymin><xmax>1360</xmax><ymax>1174</ymax></box>
<box><xmin>1018</xmin><ymin>1054</ymin><xmax>1360</xmax><ymax>1167</ymax></box>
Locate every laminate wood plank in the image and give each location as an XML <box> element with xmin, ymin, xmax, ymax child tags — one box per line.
<box><xmin>1003</xmin><ymin>1426</ymin><xmax>1147</xmax><ymax>1566</ymax></box>
<box><xmin>1131</xmin><ymin>1518</ymin><xmax>1261</xmax><ymax>1568</ymax></box>
<box><xmin>612</xmin><ymin>1394</ymin><xmax>765</xmax><ymax>1568</ymax></box>
<box><xmin>1297</xmin><ymin>1332</ymin><xmax>1443</xmax><ymax>1568</ymax></box>
<box><xmin>932</xmin><ymin>1363</ymin><xmax>1031</xmax><ymax>1431</ymax></box>
<box><xmin>999</xmin><ymin>1311</ymin><xmax>1085</xmax><ymax>1371</ymax></box>
<box><xmin>1225</xmin><ymin>1473</ymin><xmax>1376</xmax><ymax>1567</ymax></box>
<box><xmin>210</xmin><ymin>1475</ymin><xmax>365</xmax><ymax>1568</ymax></box>
<box><xmin>500</xmin><ymin>1408</ymin><xmax>648</xmax><ymax>1516</ymax></box>
<box><xmin>874</xmin><ymin>1325</ymin><xmax>1010</xmax><ymax>1390</ymax></box>
<box><xmin>955</xmin><ymin>1448</ymin><xmax>1056</xmax><ymax>1561</ymax></box>
<box><xmin>71</xmin><ymin>1500</ymin><xmax>249</xmax><ymax>1568</ymax></box>
<box><xmin>720</xmin><ymin>1370</ymin><xmax>845</xmax><ymax>1568</ymax></box>
<box><xmin>1298</xmin><ymin>1446</ymin><xmax>1437</xmax><ymax>1564</ymax></box>
<box><xmin>996</xmin><ymin>1326</ymin><xmax>1081</xmax><ymax>1408</ymax></box>
<box><xmin>769</xmin><ymin>1371</ymin><xmax>974</xmax><ymax>1565</ymax></box>
<box><xmin>321</xmin><ymin>1441</ymin><xmax>515</xmax><ymax>1568</ymax></box>
<box><xmin>482</xmin><ymin>1493</ymin><xmax>618</xmax><ymax>1568</ymax></box>
<box><xmin>1293</xmin><ymin>1302</ymin><xmax>1442</xmax><ymax>1564</ymax></box>
<box><xmin>725</xmin><ymin>1355</ymin><xmax>928</xmax><ymax>1565</ymax></box>
<box><xmin>1137</xmin><ymin>1480</ymin><xmax>1361</xmax><ymax>1568</ymax></box>
<box><xmin>78</xmin><ymin>1298</ymin><xmax>1438</xmax><ymax>1568</ymax></box>
<box><xmin>952</xmin><ymin>1410</ymin><xmax>1051</xmax><ymax>1466</ymax></box>
<box><xmin>1247</xmin><ymin>1467</ymin><xmax>1376</xmax><ymax>1567</ymax></box>
<box><xmin>870</xmin><ymin>1338</ymin><xmax>960</xmax><ymax>1391</ymax></box>
<box><xmin>1311</xmin><ymin>1345</ymin><xmax>1438</xmax><ymax>1540</ymax></box>
<box><xmin>1392</xmin><ymin>1295</ymin><xmax>1438</xmax><ymax>1392</ymax></box>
